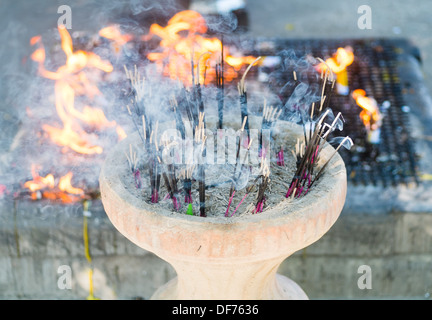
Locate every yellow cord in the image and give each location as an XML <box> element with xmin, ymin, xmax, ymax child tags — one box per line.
<box><xmin>83</xmin><ymin>200</ymin><xmax>100</xmax><ymax>300</ymax></box>
<box><xmin>86</xmin><ymin>269</ymin><xmax>99</xmax><ymax>300</ymax></box>
<box><xmin>83</xmin><ymin>214</ymin><xmax>92</xmax><ymax>264</ymax></box>
<box><xmin>420</xmin><ymin>173</ymin><xmax>432</xmax><ymax>181</ymax></box>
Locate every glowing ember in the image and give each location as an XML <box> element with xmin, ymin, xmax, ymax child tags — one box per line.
<box><xmin>143</xmin><ymin>10</ymin><xmax>257</xmax><ymax>86</ymax></box>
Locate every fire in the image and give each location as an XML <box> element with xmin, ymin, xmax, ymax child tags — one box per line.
<box><xmin>316</xmin><ymin>46</ymin><xmax>354</xmax><ymax>95</ymax></box>
<box><xmin>317</xmin><ymin>47</ymin><xmax>354</xmax><ymax>74</ymax></box>
<box><xmin>352</xmin><ymin>89</ymin><xmax>382</xmax><ymax>131</ymax></box>
<box><xmin>58</xmin><ymin>172</ymin><xmax>84</xmax><ymax>195</ymax></box>
<box><xmin>30</xmin><ymin>25</ymin><xmax>120</xmax><ymax>155</ymax></box>
<box><xmin>116</xmin><ymin>126</ymin><xmax>127</xmax><ymax>141</ymax></box>
<box><xmin>42</xmin><ymin>123</ymin><xmax>103</xmax><ymax>155</ymax></box>
<box><xmin>24</xmin><ymin>165</ymin><xmax>55</xmax><ymax>192</ymax></box>
<box><xmin>99</xmin><ymin>25</ymin><xmax>133</xmax><ymax>54</ymax></box>
<box><xmin>24</xmin><ymin>165</ymin><xmax>84</xmax><ymax>203</ymax></box>
<box><xmin>143</xmin><ymin>10</ymin><xmax>257</xmax><ymax>86</ymax></box>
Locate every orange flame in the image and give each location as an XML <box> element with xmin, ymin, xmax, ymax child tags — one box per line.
<box><xmin>58</xmin><ymin>172</ymin><xmax>84</xmax><ymax>195</ymax></box>
<box><xmin>24</xmin><ymin>165</ymin><xmax>84</xmax><ymax>203</ymax></box>
<box><xmin>352</xmin><ymin>89</ymin><xmax>382</xmax><ymax>130</ymax></box>
<box><xmin>143</xmin><ymin>10</ymin><xmax>257</xmax><ymax>86</ymax></box>
<box><xmin>99</xmin><ymin>25</ymin><xmax>133</xmax><ymax>55</ymax></box>
<box><xmin>317</xmin><ymin>46</ymin><xmax>354</xmax><ymax>74</ymax></box>
<box><xmin>42</xmin><ymin>123</ymin><xmax>103</xmax><ymax>155</ymax></box>
<box><xmin>30</xmin><ymin>26</ymin><xmax>118</xmax><ymax>155</ymax></box>
<box><xmin>116</xmin><ymin>125</ymin><xmax>127</xmax><ymax>141</ymax></box>
<box><xmin>24</xmin><ymin>165</ymin><xmax>55</xmax><ymax>192</ymax></box>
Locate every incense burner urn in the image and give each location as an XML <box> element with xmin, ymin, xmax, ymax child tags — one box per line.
<box><xmin>99</xmin><ymin>127</ymin><xmax>347</xmax><ymax>300</ymax></box>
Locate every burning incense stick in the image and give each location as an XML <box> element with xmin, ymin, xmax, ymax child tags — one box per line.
<box><xmin>229</xmin><ymin>116</ymin><xmax>248</xmax><ymax>198</ymax></box>
<box><xmin>285</xmin><ymin>106</ymin><xmax>350</xmax><ymax>199</ymax></box>
<box><xmin>195</xmin><ymin>111</ymin><xmax>207</xmax><ymax>217</ymax></box>
<box><xmin>238</xmin><ymin>57</ymin><xmax>262</xmax><ymax>140</ymax></box>
<box><xmin>254</xmin><ymin>159</ymin><xmax>270</xmax><ymax>213</ymax></box>
<box><xmin>180</xmin><ymin>165</ymin><xmax>195</xmax><ymax>205</ymax></box>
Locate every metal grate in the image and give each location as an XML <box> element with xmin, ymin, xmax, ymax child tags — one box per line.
<box><xmin>241</xmin><ymin>38</ymin><xmax>420</xmax><ymax>187</ymax></box>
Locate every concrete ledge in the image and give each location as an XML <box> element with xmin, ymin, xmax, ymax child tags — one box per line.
<box><xmin>1</xmin><ymin>197</ymin><xmax>431</xmax><ymax>299</ymax></box>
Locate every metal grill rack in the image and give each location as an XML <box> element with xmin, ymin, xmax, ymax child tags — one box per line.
<box><xmin>242</xmin><ymin>38</ymin><xmax>420</xmax><ymax>187</ymax></box>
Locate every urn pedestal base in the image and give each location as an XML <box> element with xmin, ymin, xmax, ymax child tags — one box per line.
<box><xmin>152</xmin><ymin>274</ymin><xmax>308</xmax><ymax>300</ymax></box>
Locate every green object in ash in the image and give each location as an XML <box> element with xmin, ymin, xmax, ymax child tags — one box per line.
<box><xmin>186</xmin><ymin>203</ymin><xmax>193</xmax><ymax>215</ymax></box>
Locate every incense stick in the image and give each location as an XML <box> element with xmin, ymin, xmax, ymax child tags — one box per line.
<box><xmin>238</xmin><ymin>57</ymin><xmax>262</xmax><ymax>140</ymax></box>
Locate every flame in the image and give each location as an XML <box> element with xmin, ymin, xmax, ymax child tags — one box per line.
<box><xmin>30</xmin><ymin>35</ymin><xmax>41</xmax><ymax>46</ymax></box>
<box><xmin>99</xmin><ymin>25</ymin><xmax>133</xmax><ymax>54</ymax></box>
<box><xmin>24</xmin><ymin>165</ymin><xmax>84</xmax><ymax>202</ymax></box>
<box><xmin>143</xmin><ymin>10</ymin><xmax>257</xmax><ymax>86</ymax></box>
<box><xmin>58</xmin><ymin>172</ymin><xmax>84</xmax><ymax>195</ymax></box>
<box><xmin>116</xmin><ymin>125</ymin><xmax>127</xmax><ymax>141</ymax></box>
<box><xmin>24</xmin><ymin>165</ymin><xmax>55</xmax><ymax>192</ymax></box>
<box><xmin>30</xmin><ymin>26</ymin><xmax>118</xmax><ymax>155</ymax></box>
<box><xmin>317</xmin><ymin>46</ymin><xmax>354</xmax><ymax>74</ymax></box>
<box><xmin>42</xmin><ymin>123</ymin><xmax>103</xmax><ymax>155</ymax></box>
<box><xmin>352</xmin><ymin>89</ymin><xmax>382</xmax><ymax>130</ymax></box>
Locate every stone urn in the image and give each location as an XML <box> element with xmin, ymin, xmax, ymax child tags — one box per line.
<box><xmin>99</xmin><ymin>125</ymin><xmax>347</xmax><ymax>300</ymax></box>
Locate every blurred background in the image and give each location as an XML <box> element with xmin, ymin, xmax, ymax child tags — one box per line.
<box><xmin>1</xmin><ymin>0</ymin><xmax>432</xmax><ymax>299</ymax></box>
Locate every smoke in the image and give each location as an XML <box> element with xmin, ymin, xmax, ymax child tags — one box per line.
<box><xmin>265</xmin><ymin>49</ymin><xmax>322</xmax><ymax>123</ymax></box>
<box><xmin>0</xmin><ymin>2</ymin><xmax>348</xmax><ymax>217</ymax></box>
<box><xmin>89</xmin><ymin>0</ymin><xmax>191</xmax><ymax>31</ymax></box>
<box><xmin>205</xmin><ymin>12</ymin><xmax>238</xmax><ymax>34</ymax></box>
<box><xmin>329</xmin><ymin>136</ymin><xmax>354</xmax><ymax>150</ymax></box>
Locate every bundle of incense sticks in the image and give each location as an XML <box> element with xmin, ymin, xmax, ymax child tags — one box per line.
<box><xmin>259</xmin><ymin>100</ymin><xmax>283</xmax><ymax>158</ymax></box>
<box><xmin>283</xmin><ymin>63</ymin><xmax>342</xmax><ymax>199</ymax></box>
<box><xmin>254</xmin><ymin>159</ymin><xmax>270</xmax><ymax>213</ymax></box>
<box><xmin>216</xmin><ymin>38</ymin><xmax>224</xmax><ymax>130</ymax></box>
<box><xmin>150</xmin><ymin>121</ymin><xmax>162</xmax><ymax>204</ymax></box>
<box><xmin>196</xmin><ymin>111</ymin><xmax>206</xmax><ymax>217</ymax></box>
<box><xmin>238</xmin><ymin>57</ymin><xmax>262</xmax><ymax>141</ymax></box>
<box><xmin>179</xmin><ymin>165</ymin><xmax>195</xmax><ymax>204</ymax></box>
<box><xmin>286</xmin><ymin>107</ymin><xmax>352</xmax><ymax>199</ymax></box>
<box><xmin>193</xmin><ymin>54</ymin><xmax>208</xmax><ymax>217</ymax></box>
<box><xmin>228</xmin><ymin>116</ymin><xmax>249</xmax><ymax>199</ymax></box>
<box><xmin>317</xmin><ymin>59</ymin><xmax>336</xmax><ymax>114</ymax></box>
<box><xmin>125</xmin><ymin>144</ymin><xmax>142</xmax><ymax>189</ymax></box>
<box><xmin>124</xmin><ymin>66</ymin><xmax>161</xmax><ymax>203</ymax></box>
<box><xmin>122</xmin><ymin>46</ymin><xmax>351</xmax><ymax>218</ymax></box>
